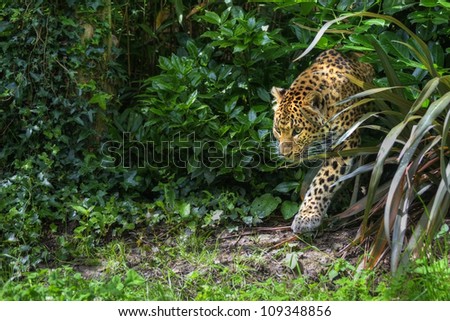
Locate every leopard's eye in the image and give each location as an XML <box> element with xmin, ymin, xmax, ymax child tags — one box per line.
<box><xmin>292</xmin><ymin>128</ymin><xmax>301</xmax><ymax>136</ymax></box>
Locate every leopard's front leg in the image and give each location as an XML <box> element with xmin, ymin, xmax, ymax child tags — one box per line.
<box><xmin>291</xmin><ymin>156</ymin><xmax>352</xmax><ymax>234</ymax></box>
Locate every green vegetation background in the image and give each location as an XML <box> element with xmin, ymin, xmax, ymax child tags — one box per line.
<box><xmin>1</xmin><ymin>0</ymin><xmax>449</xmax><ymax>300</ymax></box>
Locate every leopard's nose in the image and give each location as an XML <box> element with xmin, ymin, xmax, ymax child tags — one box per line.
<box><xmin>280</xmin><ymin>141</ymin><xmax>293</xmax><ymax>156</ymax></box>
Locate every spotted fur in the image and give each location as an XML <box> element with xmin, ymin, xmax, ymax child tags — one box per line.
<box><xmin>271</xmin><ymin>49</ymin><xmax>374</xmax><ymax>233</ymax></box>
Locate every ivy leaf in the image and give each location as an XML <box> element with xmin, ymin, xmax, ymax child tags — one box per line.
<box><xmin>89</xmin><ymin>92</ymin><xmax>111</xmax><ymax>110</ymax></box>
<box><xmin>176</xmin><ymin>202</ymin><xmax>191</xmax><ymax>219</ymax></box>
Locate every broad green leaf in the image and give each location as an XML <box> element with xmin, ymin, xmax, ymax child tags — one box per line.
<box><xmin>250</xmin><ymin>193</ymin><xmax>281</xmax><ymax>218</ymax></box>
<box><xmin>284</xmin><ymin>252</ymin><xmax>300</xmax><ymax>270</ymax></box>
<box><xmin>233</xmin><ymin>44</ymin><xmax>247</xmax><ymax>53</ymax></box>
<box><xmin>177</xmin><ymin>202</ymin><xmax>191</xmax><ymax>218</ymax></box>
<box><xmin>71</xmin><ymin>205</ymin><xmax>90</xmax><ymax>216</ymax></box>
<box><xmin>281</xmin><ymin>201</ymin><xmax>298</xmax><ymax>220</ymax></box>
<box><xmin>224</xmin><ymin>96</ymin><xmax>239</xmax><ymax>114</ymax></box>
<box><xmin>256</xmin><ymin>87</ymin><xmax>271</xmax><ymax>103</ymax></box>
<box><xmin>248</xmin><ymin>109</ymin><xmax>257</xmax><ymax>123</ymax></box>
<box><xmin>273</xmin><ymin>181</ymin><xmax>299</xmax><ymax>193</ymax></box>
<box><xmin>139</xmin><ymin>23</ymin><xmax>156</xmax><ymax>37</ymax></box>
<box><xmin>185</xmin><ymin>40</ymin><xmax>198</xmax><ymax>57</ymax></box>
<box><xmin>420</xmin><ymin>0</ymin><xmax>440</xmax><ymax>6</ymax></box>
<box><xmin>149</xmin><ymin>108</ymin><xmax>165</xmax><ymax>116</ymax></box>
<box><xmin>363</xmin><ymin>18</ymin><xmax>389</xmax><ymax>27</ymax></box>
<box><xmin>438</xmin><ymin>0</ymin><xmax>450</xmax><ymax>8</ymax></box>
<box><xmin>185</xmin><ymin>90</ymin><xmax>197</xmax><ymax>108</ymax></box>
<box><xmin>172</xmin><ymin>0</ymin><xmax>184</xmax><ymax>24</ymax></box>
<box><xmin>202</xmin><ymin>11</ymin><xmax>221</xmax><ymax>25</ymax></box>
<box><xmin>124</xmin><ymin>269</ymin><xmax>146</xmax><ymax>286</ymax></box>
<box><xmin>89</xmin><ymin>92</ymin><xmax>111</xmax><ymax>110</ymax></box>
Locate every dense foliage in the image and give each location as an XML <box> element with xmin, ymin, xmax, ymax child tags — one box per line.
<box><xmin>1</xmin><ymin>0</ymin><xmax>449</xmax><ymax>289</ymax></box>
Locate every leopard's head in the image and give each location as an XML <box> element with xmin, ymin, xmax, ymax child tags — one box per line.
<box><xmin>271</xmin><ymin>87</ymin><xmax>330</xmax><ymax>161</ymax></box>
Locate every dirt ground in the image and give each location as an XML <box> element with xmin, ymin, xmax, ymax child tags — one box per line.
<box><xmin>77</xmin><ymin>224</ymin><xmax>369</xmax><ymax>282</ymax></box>
<box><xmin>213</xmin><ymin>226</ymin><xmax>365</xmax><ymax>279</ymax></box>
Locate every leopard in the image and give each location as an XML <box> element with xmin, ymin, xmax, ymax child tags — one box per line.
<box><xmin>271</xmin><ymin>49</ymin><xmax>374</xmax><ymax>234</ymax></box>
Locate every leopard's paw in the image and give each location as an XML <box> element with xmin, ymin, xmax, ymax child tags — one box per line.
<box><xmin>291</xmin><ymin>212</ymin><xmax>322</xmax><ymax>234</ymax></box>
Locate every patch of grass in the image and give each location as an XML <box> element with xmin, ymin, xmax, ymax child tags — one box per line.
<box><xmin>0</xmin><ymin>267</ymin><xmax>148</xmax><ymax>301</ymax></box>
<box><xmin>1</xmin><ymin>230</ymin><xmax>449</xmax><ymax>301</ymax></box>
<box><xmin>387</xmin><ymin>258</ymin><xmax>450</xmax><ymax>300</ymax></box>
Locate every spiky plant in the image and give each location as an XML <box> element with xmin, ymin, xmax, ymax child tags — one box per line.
<box><xmin>299</xmin><ymin>13</ymin><xmax>450</xmax><ymax>273</ymax></box>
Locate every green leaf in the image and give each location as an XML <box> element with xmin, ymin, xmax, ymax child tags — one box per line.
<box><xmin>250</xmin><ymin>193</ymin><xmax>281</xmax><ymax>218</ymax></box>
<box><xmin>177</xmin><ymin>202</ymin><xmax>191</xmax><ymax>218</ymax></box>
<box><xmin>185</xmin><ymin>40</ymin><xmax>198</xmax><ymax>57</ymax></box>
<box><xmin>363</xmin><ymin>18</ymin><xmax>390</xmax><ymax>27</ymax></box>
<box><xmin>284</xmin><ymin>252</ymin><xmax>300</xmax><ymax>270</ymax></box>
<box><xmin>248</xmin><ymin>109</ymin><xmax>257</xmax><ymax>123</ymax></box>
<box><xmin>202</xmin><ymin>11</ymin><xmax>221</xmax><ymax>25</ymax></box>
<box><xmin>233</xmin><ymin>44</ymin><xmax>247</xmax><ymax>53</ymax></box>
<box><xmin>185</xmin><ymin>90</ymin><xmax>197</xmax><ymax>108</ymax></box>
<box><xmin>256</xmin><ymin>87</ymin><xmax>271</xmax><ymax>103</ymax></box>
<box><xmin>224</xmin><ymin>96</ymin><xmax>238</xmax><ymax>114</ymax></box>
<box><xmin>124</xmin><ymin>270</ymin><xmax>146</xmax><ymax>286</ymax></box>
<box><xmin>172</xmin><ymin>0</ymin><xmax>184</xmax><ymax>24</ymax></box>
<box><xmin>71</xmin><ymin>205</ymin><xmax>91</xmax><ymax>216</ymax></box>
<box><xmin>273</xmin><ymin>181</ymin><xmax>299</xmax><ymax>193</ymax></box>
<box><xmin>60</xmin><ymin>17</ymin><xmax>77</xmax><ymax>27</ymax></box>
<box><xmin>139</xmin><ymin>23</ymin><xmax>156</xmax><ymax>37</ymax></box>
<box><xmin>420</xmin><ymin>0</ymin><xmax>439</xmax><ymax>7</ymax></box>
<box><xmin>89</xmin><ymin>92</ymin><xmax>112</xmax><ymax>110</ymax></box>
<box><xmin>149</xmin><ymin>108</ymin><xmax>165</xmax><ymax>116</ymax></box>
<box><xmin>438</xmin><ymin>0</ymin><xmax>450</xmax><ymax>8</ymax></box>
<box><xmin>281</xmin><ymin>201</ymin><xmax>298</xmax><ymax>220</ymax></box>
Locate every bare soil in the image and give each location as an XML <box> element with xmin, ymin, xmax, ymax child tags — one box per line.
<box><xmin>214</xmin><ymin>226</ymin><xmax>363</xmax><ymax>279</ymax></box>
<box><xmin>76</xmin><ymin>225</ymin><xmax>367</xmax><ymax>282</ymax></box>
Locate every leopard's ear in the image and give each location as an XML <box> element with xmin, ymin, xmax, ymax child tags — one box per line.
<box><xmin>302</xmin><ymin>91</ymin><xmax>326</xmax><ymax>125</ymax></box>
<box><xmin>271</xmin><ymin>87</ymin><xmax>286</xmax><ymax>109</ymax></box>
<box><xmin>306</xmin><ymin>91</ymin><xmax>323</xmax><ymax>110</ymax></box>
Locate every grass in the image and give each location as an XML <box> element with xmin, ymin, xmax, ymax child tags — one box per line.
<box><xmin>1</xmin><ymin>227</ymin><xmax>449</xmax><ymax>301</ymax></box>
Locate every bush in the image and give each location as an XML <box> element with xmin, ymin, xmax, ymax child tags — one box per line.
<box><xmin>0</xmin><ymin>1</ymin><xmax>141</xmax><ymax>273</ymax></box>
